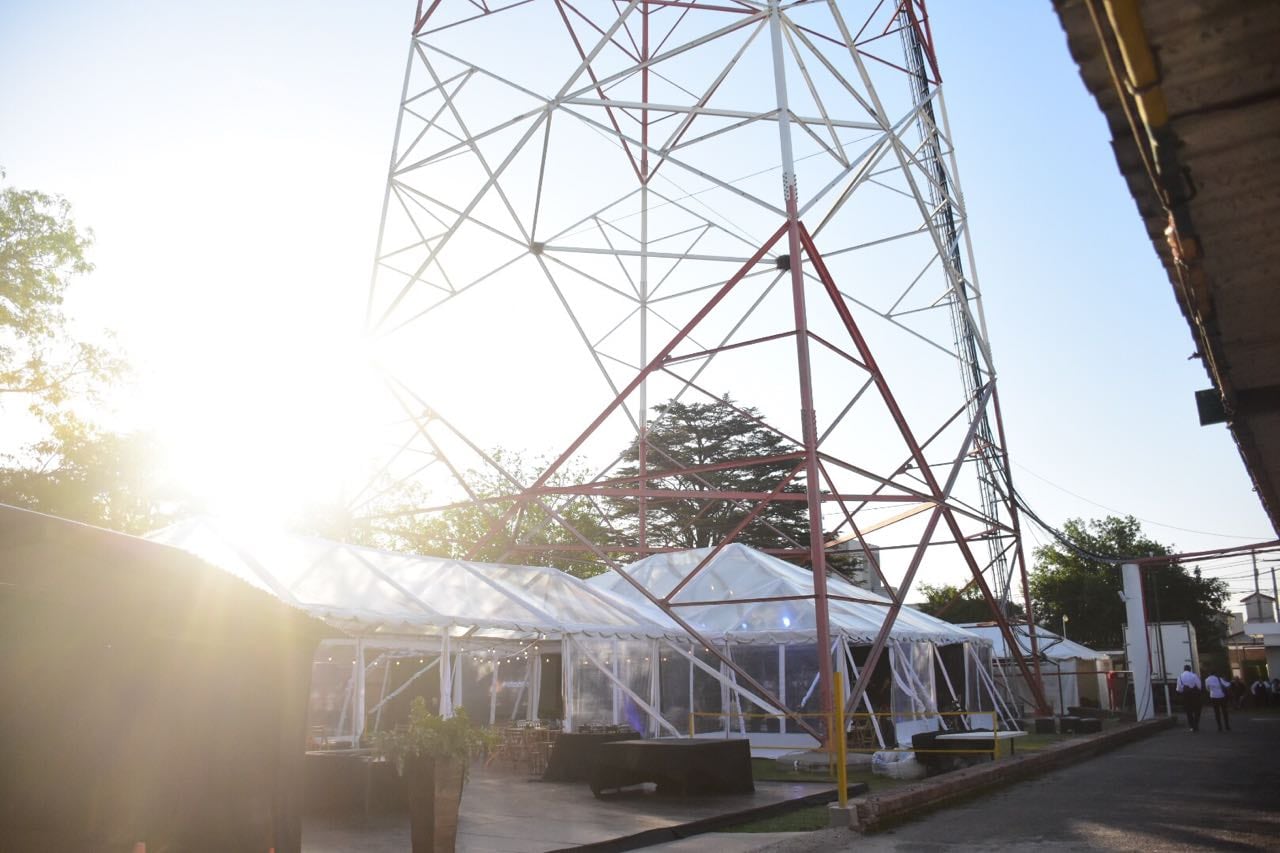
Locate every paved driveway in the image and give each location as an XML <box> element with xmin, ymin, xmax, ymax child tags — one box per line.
<box><xmin>755</xmin><ymin>710</ymin><xmax>1280</xmax><ymax>852</ymax></box>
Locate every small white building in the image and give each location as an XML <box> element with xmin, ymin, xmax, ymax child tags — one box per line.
<box><xmin>1242</xmin><ymin>592</ymin><xmax>1280</xmax><ymax>679</ymax></box>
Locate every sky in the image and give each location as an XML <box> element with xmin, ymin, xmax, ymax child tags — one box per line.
<box><xmin>2</xmin><ymin>1</ymin><xmax>1274</xmax><ymax>606</ymax></box>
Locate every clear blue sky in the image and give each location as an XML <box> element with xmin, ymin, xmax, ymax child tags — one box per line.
<box><xmin>2</xmin><ymin>1</ymin><xmax>1272</xmax><ymax>603</ymax></box>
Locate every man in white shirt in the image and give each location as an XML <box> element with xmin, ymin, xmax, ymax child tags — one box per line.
<box><xmin>1176</xmin><ymin>664</ymin><xmax>1203</xmax><ymax>732</ymax></box>
<box><xmin>1204</xmin><ymin>672</ymin><xmax>1232</xmax><ymax>732</ymax></box>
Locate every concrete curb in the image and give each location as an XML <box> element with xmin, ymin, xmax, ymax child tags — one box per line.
<box><xmin>551</xmin><ymin>784</ymin><xmax>868</xmax><ymax>853</ymax></box>
<box><xmin>849</xmin><ymin>717</ymin><xmax>1177</xmax><ymax>832</ymax></box>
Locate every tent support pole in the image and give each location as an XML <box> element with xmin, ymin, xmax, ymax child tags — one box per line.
<box><xmin>649</xmin><ymin>639</ymin><xmax>661</xmax><ymax>737</ymax></box>
<box><xmin>372</xmin><ymin>655</ymin><xmax>392</xmax><ymax>734</ymax></box>
<box><xmin>354</xmin><ymin>638</ymin><xmax>367</xmax><ymax>745</ymax></box>
<box><xmin>612</xmin><ymin>640</ymin><xmax>621</xmax><ymax>726</ymax></box>
<box><xmin>489</xmin><ymin>656</ymin><xmax>498</xmax><ymax>726</ymax></box>
<box><xmin>562</xmin><ymin>641</ymin><xmax>575</xmax><ymax>733</ymax></box>
<box><xmin>778</xmin><ymin>645</ymin><xmax>786</xmax><ymax>735</ymax></box>
<box><xmin>440</xmin><ymin>634</ymin><xmax>452</xmax><ymax>717</ymax></box>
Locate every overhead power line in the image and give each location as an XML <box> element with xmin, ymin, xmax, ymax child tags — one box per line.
<box><xmin>1012</xmin><ymin>487</ymin><xmax>1280</xmax><ymax>568</ymax></box>
<box><xmin>1012</xmin><ymin>461</ymin><xmax>1268</xmax><ymax>541</ymax></box>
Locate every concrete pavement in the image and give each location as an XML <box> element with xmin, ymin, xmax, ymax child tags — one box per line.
<box><xmin>749</xmin><ymin>710</ymin><xmax>1280</xmax><ymax>852</ymax></box>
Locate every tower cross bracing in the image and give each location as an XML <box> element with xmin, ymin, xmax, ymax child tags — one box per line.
<box><xmin>356</xmin><ymin>0</ymin><xmax>1051</xmax><ymax>736</ymax></box>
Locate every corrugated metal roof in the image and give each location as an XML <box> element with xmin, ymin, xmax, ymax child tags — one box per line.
<box><xmin>1052</xmin><ymin>0</ymin><xmax>1280</xmax><ymax>533</ymax></box>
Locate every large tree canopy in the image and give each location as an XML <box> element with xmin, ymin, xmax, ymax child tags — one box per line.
<box><xmin>606</xmin><ymin>397</ymin><xmax>809</xmax><ymax>551</ymax></box>
<box><xmin>0</xmin><ymin>176</ymin><xmax>169</xmax><ymax>532</ymax></box>
<box><xmin>1030</xmin><ymin>516</ymin><xmax>1228</xmax><ymax>657</ymax></box>
<box><xmin>0</xmin><ymin>174</ymin><xmax>120</xmax><ymax>410</ymax></box>
<box><xmin>322</xmin><ymin>452</ymin><xmax>614</xmax><ymax>578</ymax></box>
<box><xmin>915</xmin><ymin>583</ymin><xmax>1023</xmax><ymax>625</ymax></box>
<box><xmin>0</xmin><ymin>413</ymin><xmax>192</xmax><ymax>534</ymax></box>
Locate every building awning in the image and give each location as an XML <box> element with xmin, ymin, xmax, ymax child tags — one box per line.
<box><xmin>1052</xmin><ymin>0</ymin><xmax>1280</xmax><ymax>533</ymax></box>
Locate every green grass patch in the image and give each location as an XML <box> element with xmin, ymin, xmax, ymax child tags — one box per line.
<box><xmin>721</xmin><ymin>804</ymin><xmax>833</xmax><ymax>833</ymax></box>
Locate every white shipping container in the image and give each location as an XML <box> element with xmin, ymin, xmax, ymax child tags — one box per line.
<box><xmin>1122</xmin><ymin>621</ymin><xmax>1199</xmax><ymax>681</ymax></box>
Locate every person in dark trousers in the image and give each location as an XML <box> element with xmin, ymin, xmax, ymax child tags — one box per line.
<box><xmin>1204</xmin><ymin>671</ymin><xmax>1231</xmax><ymax>732</ymax></box>
<box><xmin>1230</xmin><ymin>677</ymin><xmax>1247</xmax><ymax>710</ymax></box>
<box><xmin>1176</xmin><ymin>664</ymin><xmax>1203</xmax><ymax>732</ymax></box>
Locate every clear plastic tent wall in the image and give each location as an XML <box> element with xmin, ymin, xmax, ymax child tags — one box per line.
<box><xmin>588</xmin><ymin>545</ymin><xmax>1008</xmax><ymax>752</ymax></box>
<box><xmin>147</xmin><ymin>517</ymin><xmax>689</xmax><ymax>744</ymax></box>
<box><xmin>960</xmin><ymin>623</ymin><xmax>1114</xmax><ymax>715</ymax></box>
<box><xmin>148</xmin><ymin>521</ymin><xmax>1009</xmax><ymax>753</ymax></box>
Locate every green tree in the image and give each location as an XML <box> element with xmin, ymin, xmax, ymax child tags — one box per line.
<box><xmin>0</xmin><ymin>175</ymin><xmax>168</xmax><ymax>532</ymax></box>
<box><xmin>1</xmin><ymin>173</ymin><xmax>121</xmax><ymax>409</ymax></box>
<box><xmin>310</xmin><ymin>451</ymin><xmax>615</xmax><ymax>578</ymax></box>
<box><xmin>0</xmin><ymin>413</ymin><xmax>193</xmax><ymax>534</ymax></box>
<box><xmin>915</xmin><ymin>583</ymin><xmax>1023</xmax><ymax>624</ymax></box>
<box><xmin>607</xmin><ymin>397</ymin><xmax>809</xmax><ymax>551</ymax></box>
<box><xmin>1030</xmin><ymin>516</ymin><xmax>1228</xmax><ymax>657</ymax></box>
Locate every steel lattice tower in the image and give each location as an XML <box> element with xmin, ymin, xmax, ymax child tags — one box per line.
<box><xmin>356</xmin><ymin>0</ymin><xmax>1050</xmax><ymax>736</ymax></box>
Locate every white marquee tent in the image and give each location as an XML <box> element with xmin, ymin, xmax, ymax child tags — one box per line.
<box><xmin>148</xmin><ymin>520</ymin><xmax>1009</xmax><ymax>754</ymax></box>
<box><xmin>589</xmin><ymin>545</ymin><xmax>1009</xmax><ymax>752</ymax></box>
<box><xmin>959</xmin><ymin>622</ymin><xmax>1113</xmax><ymax>715</ymax></box>
<box><xmin>148</xmin><ymin>517</ymin><xmax>692</xmax><ymax>743</ymax></box>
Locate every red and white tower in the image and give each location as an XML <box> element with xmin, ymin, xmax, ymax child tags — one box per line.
<box><xmin>357</xmin><ymin>0</ymin><xmax>1050</xmax><ymax>735</ymax></box>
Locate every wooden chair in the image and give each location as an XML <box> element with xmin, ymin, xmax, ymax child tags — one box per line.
<box><xmin>484</xmin><ymin>727</ymin><xmax>523</xmax><ymax>768</ymax></box>
<box><xmin>526</xmin><ymin>727</ymin><xmax>558</xmax><ymax>775</ymax></box>
<box><xmin>847</xmin><ymin>716</ymin><xmax>876</xmax><ymax>752</ymax></box>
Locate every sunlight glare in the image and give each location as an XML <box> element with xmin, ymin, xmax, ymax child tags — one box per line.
<box><xmin>157</xmin><ymin>330</ymin><xmax>387</xmax><ymax>525</ymax></box>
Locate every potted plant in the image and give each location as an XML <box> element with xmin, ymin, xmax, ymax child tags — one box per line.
<box><xmin>376</xmin><ymin>698</ymin><xmax>495</xmax><ymax>853</ymax></box>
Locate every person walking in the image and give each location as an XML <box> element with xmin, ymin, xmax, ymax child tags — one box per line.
<box><xmin>1176</xmin><ymin>664</ymin><xmax>1203</xmax><ymax>732</ymax></box>
<box><xmin>1204</xmin><ymin>671</ymin><xmax>1231</xmax><ymax>732</ymax></box>
<box><xmin>1230</xmin><ymin>676</ymin><xmax>1247</xmax><ymax>710</ymax></box>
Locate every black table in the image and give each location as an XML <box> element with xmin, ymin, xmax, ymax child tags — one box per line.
<box><xmin>542</xmin><ymin>732</ymin><xmax>635</xmax><ymax>782</ymax></box>
<box><xmin>588</xmin><ymin>738</ymin><xmax>754</xmax><ymax>797</ymax></box>
<box><xmin>303</xmin><ymin>751</ymin><xmax>405</xmax><ymax>816</ymax></box>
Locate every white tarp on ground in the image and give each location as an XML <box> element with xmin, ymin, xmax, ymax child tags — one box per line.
<box><xmin>959</xmin><ymin>622</ymin><xmax>1113</xmax><ymax>714</ymax></box>
<box><xmin>147</xmin><ymin>516</ymin><xmax>682</xmax><ymax>643</ymax></box>
<box><xmin>589</xmin><ymin>543</ymin><xmax>983</xmax><ymax>646</ymax></box>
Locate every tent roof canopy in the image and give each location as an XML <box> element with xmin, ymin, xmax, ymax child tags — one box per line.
<box><xmin>148</xmin><ymin>521</ymin><xmax>986</xmax><ymax>649</ymax></box>
<box><xmin>959</xmin><ymin>622</ymin><xmax>1109</xmax><ymax>662</ymax></box>
<box><xmin>589</xmin><ymin>543</ymin><xmax>985</xmax><ymax>646</ymax></box>
<box><xmin>148</xmin><ymin>517</ymin><xmax>683</xmax><ymax>643</ymax></box>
